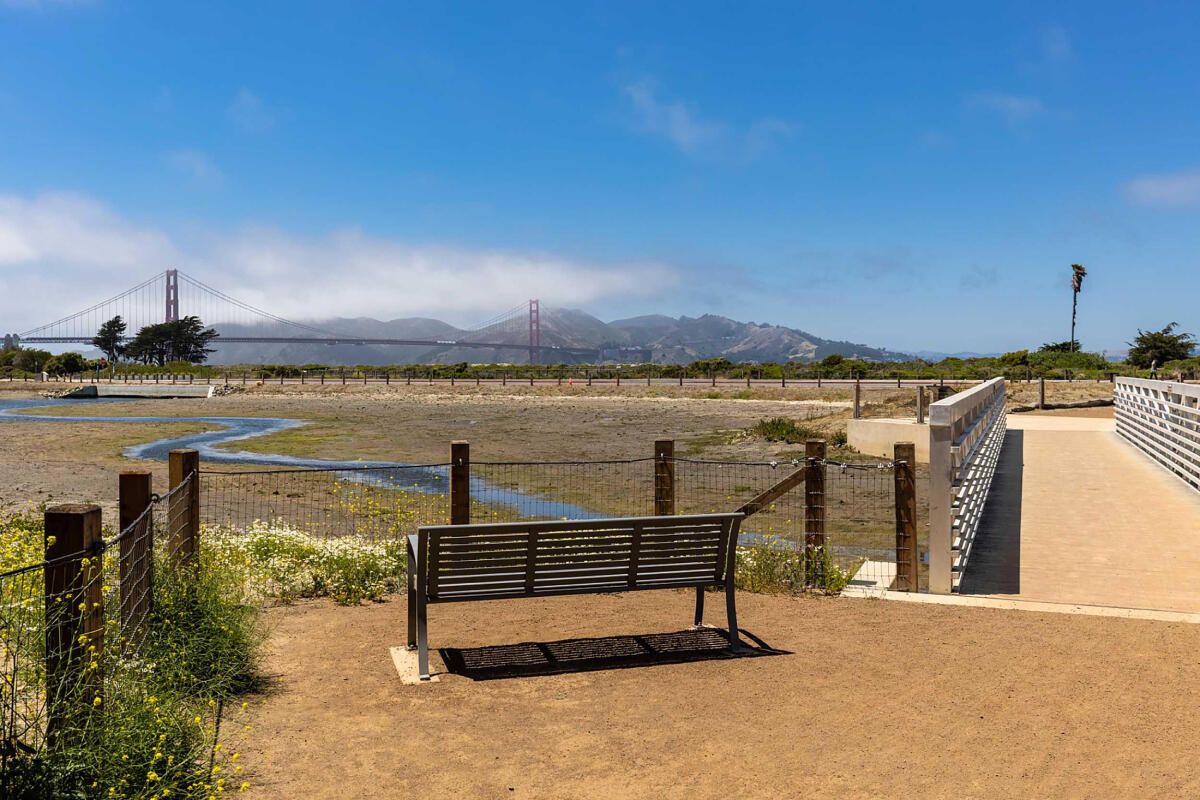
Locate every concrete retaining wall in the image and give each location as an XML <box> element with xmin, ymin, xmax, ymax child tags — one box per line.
<box><xmin>65</xmin><ymin>385</ymin><xmax>214</xmax><ymax>399</ymax></box>
<box><xmin>847</xmin><ymin>419</ymin><xmax>930</xmax><ymax>463</ymax></box>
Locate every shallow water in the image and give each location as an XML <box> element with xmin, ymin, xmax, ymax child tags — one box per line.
<box><xmin>0</xmin><ymin>397</ymin><xmax>602</xmax><ymax>519</ymax></box>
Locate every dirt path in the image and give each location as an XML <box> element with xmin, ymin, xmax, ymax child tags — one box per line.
<box><xmin>238</xmin><ymin>591</ymin><xmax>1200</xmax><ymax>799</ymax></box>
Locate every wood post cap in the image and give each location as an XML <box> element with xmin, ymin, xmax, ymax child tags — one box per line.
<box><xmin>45</xmin><ymin>503</ymin><xmax>101</xmax><ymax>515</ymax></box>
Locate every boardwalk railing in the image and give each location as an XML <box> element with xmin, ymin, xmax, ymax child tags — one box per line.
<box><xmin>928</xmin><ymin>377</ymin><xmax>1007</xmax><ymax>594</ymax></box>
<box><xmin>1115</xmin><ymin>378</ymin><xmax>1200</xmax><ymax>490</ymax></box>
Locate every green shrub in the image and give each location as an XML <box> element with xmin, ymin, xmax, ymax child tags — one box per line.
<box><xmin>749</xmin><ymin>417</ymin><xmax>823</xmax><ymax>443</ymax></box>
<box><xmin>0</xmin><ymin>512</ymin><xmax>262</xmax><ymax>799</ymax></box>
<box><xmin>734</xmin><ymin>542</ymin><xmax>854</xmax><ymax>595</ymax></box>
<box><xmin>143</xmin><ymin>564</ymin><xmax>265</xmax><ymax>698</ymax></box>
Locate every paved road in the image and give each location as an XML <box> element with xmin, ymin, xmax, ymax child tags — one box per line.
<box><xmin>961</xmin><ymin>412</ymin><xmax>1200</xmax><ymax>611</ymax></box>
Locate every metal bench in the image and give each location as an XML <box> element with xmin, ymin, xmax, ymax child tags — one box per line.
<box><xmin>406</xmin><ymin>512</ymin><xmax>745</xmax><ymax>680</ymax></box>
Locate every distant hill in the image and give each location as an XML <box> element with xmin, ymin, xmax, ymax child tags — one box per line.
<box><xmin>205</xmin><ymin>308</ymin><xmax>910</xmax><ymax>366</ymax></box>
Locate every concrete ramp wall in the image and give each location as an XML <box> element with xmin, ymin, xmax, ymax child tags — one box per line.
<box><xmin>65</xmin><ymin>385</ymin><xmax>214</xmax><ymax>399</ymax></box>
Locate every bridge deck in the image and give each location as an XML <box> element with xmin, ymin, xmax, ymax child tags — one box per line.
<box><xmin>960</xmin><ymin>411</ymin><xmax>1200</xmax><ymax>612</ymax></box>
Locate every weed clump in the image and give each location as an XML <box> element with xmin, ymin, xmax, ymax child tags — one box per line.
<box><xmin>206</xmin><ymin>520</ymin><xmax>406</xmax><ymax>605</ymax></box>
<box><xmin>749</xmin><ymin>417</ymin><xmax>824</xmax><ymax>443</ymax></box>
<box><xmin>735</xmin><ymin>540</ymin><xmax>855</xmax><ymax>595</ymax></box>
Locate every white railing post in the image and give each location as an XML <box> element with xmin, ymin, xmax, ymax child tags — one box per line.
<box><xmin>928</xmin><ymin>409</ymin><xmax>954</xmax><ymax>594</ymax></box>
<box><xmin>928</xmin><ymin>377</ymin><xmax>1007</xmax><ymax>594</ymax></box>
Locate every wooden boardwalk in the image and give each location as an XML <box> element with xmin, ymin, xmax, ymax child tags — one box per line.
<box><xmin>959</xmin><ymin>412</ymin><xmax>1200</xmax><ymax>612</ymax></box>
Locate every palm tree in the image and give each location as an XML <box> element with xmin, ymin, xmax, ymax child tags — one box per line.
<box><xmin>1069</xmin><ymin>263</ymin><xmax>1087</xmax><ymax>352</ymax></box>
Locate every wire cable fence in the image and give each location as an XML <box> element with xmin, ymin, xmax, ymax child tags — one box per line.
<box><xmin>200</xmin><ymin>464</ymin><xmax>455</xmax><ymax>540</ymax></box>
<box><xmin>0</xmin><ymin>472</ymin><xmax>256</xmax><ymax>798</ymax></box>
<box><xmin>198</xmin><ymin>444</ymin><xmax>913</xmax><ymax>596</ymax></box>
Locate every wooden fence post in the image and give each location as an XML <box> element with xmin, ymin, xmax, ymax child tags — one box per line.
<box><xmin>853</xmin><ymin>380</ymin><xmax>862</xmax><ymax>419</ymax></box>
<box><xmin>44</xmin><ymin>504</ymin><xmax>104</xmax><ymax>738</ymax></box>
<box><xmin>804</xmin><ymin>440</ymin><xmax>827</xmax><ymax>588</ymax></box>
<box><xmin>654</xmin><ymin>439</ymin><xmax>675</xmax><ymax>516</ymax></box>
<box><xmin>450</xmin><ymin>441</ymin><xmax>470</xmax><ymax>525</ymax></box>
<box><xmin>119</xmin><ymin>470</ymin><xmax>153</xmax><ymax>642</ymax></box>
<box><xmin>916</xmin><ymin>386</ymin><xmax>925</xmax><ymax>424</ymax></box>
<box><xmin>1037</xmin><ymin>377</ymin><xmax>1045</xmax><ymax>410</ymax></box>
<box><xmin>168</xmin><ymin>449</ymin><xmax>200</xmax><ymax>569</ymax></box>
<box><xmin>893</xmin><ymin>443</ymin><xmax>918</xmax><ymax>591</ymax></box>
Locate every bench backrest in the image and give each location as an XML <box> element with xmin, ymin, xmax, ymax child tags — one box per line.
<box><xmin>416</xmin><ymin>513</ymin><xmax>743</xmax><ymax>603</ymax></box>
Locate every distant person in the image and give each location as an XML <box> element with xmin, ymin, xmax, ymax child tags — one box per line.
<box><xmin>1150</xmin><ymin>359</ymin><xmax>1159</xmax><ymax>379</ymax></box>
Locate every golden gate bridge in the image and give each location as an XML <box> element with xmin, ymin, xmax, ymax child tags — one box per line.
<box><xmin>7</xmin><ymin>270</ymin><xmax>649</xmax><ymax>363</ymax></box>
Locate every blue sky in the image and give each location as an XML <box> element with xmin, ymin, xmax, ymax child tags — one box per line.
<box><xmin>1</xmin><ymin>1</ymin><xmax>1199</xmax><ymax>354</ymax></box>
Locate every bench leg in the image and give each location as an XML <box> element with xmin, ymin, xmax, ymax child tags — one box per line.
<box><xmin>725</xmin><ymin>582</ymin><xmax>743</xmax><ymax>652</ymax></box>
<box><xmin>406</xmin><ymin>542</ymin><xmax>417</xmax><ymax>650</ymax></box>
<box><xmin>416</xmin><ymin>593</ymin><xmax>430</xmax><ymax>681</ymax></box>
<box><xmin>693</xmin><ymin>586</ymin><xmax>705</xmax><ymax>626</ymax></box>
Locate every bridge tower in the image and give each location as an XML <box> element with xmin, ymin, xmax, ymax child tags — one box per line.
<box><xmin>3</xmin><ymin>334</ymin><xmax>17</xmax><ymax>350</ymax></box>
<box><xmin>528</xmin><ymin>299</ymin><xmax>540</xmax><ymax>365</ymax></box>
<box><xmin>165</xmin><ymin>269</ymin><xmax>180</xmax><ymax>323</ymax></box>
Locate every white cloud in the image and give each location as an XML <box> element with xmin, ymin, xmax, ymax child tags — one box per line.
<box><xmin>165</xmin><ymin>149</ymin><xmax>225</xmax><ymax>188</ymax></box>
<box><xmin>228</xmin><ymin>88</ymin><xmax>276</xmax><ymax>132</ymax></box>
<box><xmin>622</xmin><ymin>78</ymin><xmax>795</xmax><ymax>160</ymax></box>
<box><xmin>0</xmin><ymin>191</ymin><xmax>679</xmax><ymax>332</ymax></box>
<box><xmin>966</xmin><ymin>92</ymin><xmax>1045</xmax><ymax>124</ymax></box>
<box><xmin>623</xmin><ymin>78</ymin><xmax>721</xmax><ymax>155</ymax></box>
<box><xmin>0</xmin><ymin>192</ymin><xmax>177</xmax><ymax>269</ymax></box>
<box><xmin>207</xmin><ymin>228</ymin><xmax>677</xmax><ymax>322</ymax></box>
<box><xmin>1125</xmin><ymin>169</ymin><xmax>1200</xmax><ymax>207</ymax></box>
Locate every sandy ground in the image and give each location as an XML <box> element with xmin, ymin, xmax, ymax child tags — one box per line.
<box><xmin>235</xmin><ymin>590</ymin><xmax>1200</xmax><ymax>800</ymax></box>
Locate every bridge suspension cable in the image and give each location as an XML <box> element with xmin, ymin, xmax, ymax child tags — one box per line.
<box><xmin>11</xmin><ymin>269</ymin><xmax>568</xmax><ymax>361</ymax></box>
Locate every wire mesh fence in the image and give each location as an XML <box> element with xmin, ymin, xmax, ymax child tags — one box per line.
<box><xmin>200</xmin><ymin>464</ymin><xmax>454</xmax><ymax>539</ymax></box>
<box><xmin>198</xmin><ymin>449</ymin><xmax>909</xmax><ymax>595</ymax></box>
<box><xmin>0</xmin><ymin>472</ymin><xmax>256</xmax><ymax>797</ymax></box>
